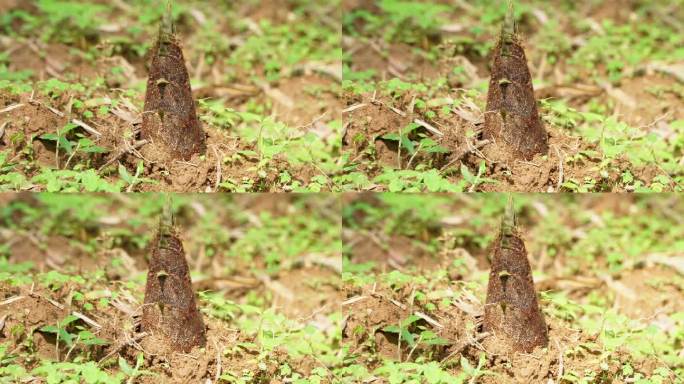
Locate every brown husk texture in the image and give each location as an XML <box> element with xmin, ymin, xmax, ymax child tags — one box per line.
<box><xmin>141</xmin><ymin>36</ymin><xmax>206</xmax><ymax>160</ymax></box>
<box><xmin>483</xmin><ymin>228</ymin><xmax>548</xmax><ymax>352</ymax></box>
<box><xmin>142</xmin><ymin>227</ymin><xmax>206</xmax><ymax>353</ymax></box>
<box><xmin>484</xmin><ymin>35</ymin><xmax>548</xmax><ymax>160</ymax></box>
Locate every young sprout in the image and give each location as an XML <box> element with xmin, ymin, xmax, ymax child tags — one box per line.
<box><xmin>483</xmin><ymin>196</ymin><xmax>548</xmax><ymax>352</ymax></box>
<box><xmin>142</xmin><ymin>196</ymin><xmax>206</xmax><ymax>352</ymax></box>
<box><xmin>483</xmin><ymin>0</ymin><xmax>548</xmax><ymax>160</ymax></box>
<box><xmin>141</xmin><ymin>0</ymin><xmax>206</xmax><ymax>160</ymax></box>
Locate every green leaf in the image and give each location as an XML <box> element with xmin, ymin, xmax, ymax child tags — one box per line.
<box><xmin>400</xmin><ymin>328</ymin><xmax>415</xmax><ymax>346</ymax></box>
<box><xmin>400</xmin><ymin>136</ymin><xmax>415</xmax><ymax>154</ymax></box>
<box><xmin>118</xmin><ymin>164</ymin><xmax>132</xmax><ymax>183</ymax></box>
<box><xmin>423</xmin><ymin>169</ymin><xmax>443</xmax><ymax>192</ymax></box>
<box><xmin>460</xmin><ymin>164</ymin><xmax>473</xmax><ymax>181</ymax></box>
<box><xmin>381</xmin><ymin>133</ymin><xmax>401</xmax><ymax>141</ymax></box>
<box><xmin>118</xmin><ymin>356</ymin><xmax>133</xmax><ymax>375</ymax></box>
<box><xmin>39</xmin><ymin>133</ymin><xmax>59</xmax><ymax>141</ymax></box>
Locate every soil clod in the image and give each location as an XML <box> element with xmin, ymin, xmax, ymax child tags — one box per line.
<box><xmin>483</xmin><ymin>197</ymin><xmax>548</xmax><ymax>352</ymax></box>
<box><xmin>483</xmin><ymin>1</ymin><xmax>548</xmax><ymax>160</ymax></box>
<box><xmin>142</xmin><ymin>199</ymin><xmax>206</xmax><ymax>353</ymax></box>
<box><xmin>141</xmin><ymin>1</ymin><xmax>206</xmax><ymax>160</ymax></box>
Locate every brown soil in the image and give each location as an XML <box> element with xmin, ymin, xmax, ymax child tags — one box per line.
<box><xmin>607</xmin><ymin>265</ymin><xmax>684</xmax><ymax>320</ymax></box>
<box><xmin>342</xmin><ymin>267</ymin><xmax>677</xmax><ymax>384</ymax></box>
<box><xmin>0</xmin><ymin>87</ymin><xmax>326</xmax><ymax>191</ymax></box>
<box><xmin>272</xmin><ymin>74</ymin><xmax>343</xmax><ymax>128</ymax></box>
<box><xmin>345</xmin><ymin>230</ymin><xmax>438</xmax><ymax>272</ymax></box>
<box><xmin>0</xmin><ymin>282</ymin><xmax>330</xmax><ymax>383</ymax></box>
<box><xmin>0</xmin><ymin>284</ymin><xmax>337</xmax><ymax>382</ymax></box>
<box><xmin>341</xmin><ymin>281</ymin><xmax>638</xmax><ymax>383</ymax></box>
<box><xmin>341</xmin><ymin>195</ymin><xmax>684</xmax><ymax>382</ymax></box>
<box><xmin>346</xmin><ymin>41</ymin><xmax>445</xmax><ymax>81</ymax></box>
<box><xmin>342</xmin><ymin>92</ymin><xmax>463</xmax><ymax>169</ymax></box>
<box><xmin>618</xmin><ymin>74</ymin><xmax>684</xmax><ymax>127</ymax></box>
<box><xmin>342</xmin><ymin>285</ymin><xmax>469</xmax><ymax>362</ymax></box>
<box><xmin>275</xmin><ymin>265</ymin><xmax>342</xmax><ymax>320</ymax></box>
<box><xmin>0</xmin><ymin>288</ymin><xmax>70</xmax><ymax>361</ymax></box>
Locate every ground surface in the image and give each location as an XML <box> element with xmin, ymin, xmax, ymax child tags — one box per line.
<box><xmin>341</xmin><ymin>0</ymin><xmax>684</xmax><ymax>192</ymax></box>
<box><xmin>341</xmin><ymin>194</ymin><xmax>684</xmax><ymax>383</ymax></box>
<box><xmin>0</xmin><ymin>0</ymin><xmax>342</xmax><ymax>192</ymax></box>
<box><xmin>0</xmin><ymin>194</ymin><xmax>343</xmax><ymax>383</ymax></box>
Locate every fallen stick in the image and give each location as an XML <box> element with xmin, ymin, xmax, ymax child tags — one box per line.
<box><xmin>72</xmin><ymin>119</ymin><xmax>102</xmax><ymax>137</ymax></box>
<box><xmin>342</xmin><ymin>103</ymin><xmax>368</xmax><ymax>113</ymax></box>
<box><xmin>0</xmin><ymin>103</ymin><xmax>24</xmax><ymax>114</ymax></box>
<box><xmin>72</xmin><ymin>311</ymin><xmax>102</xmax><ymax>329</ymax></box>
<box><xmin>440</xmin><ymin>332</ymin><xmax>491</xmax><ymax>363</ymax></box>
<box><xmin>440</xmin><ymin>139</ymin><xmax>491</xmax><ymax>171</ymax></box>
<box><xmin>414</xmin><ymin>311</ymin><xmax>443</xmax><ymax>328</ymax></box>
<box><xmin>554</xmin><ymin>145</ymin><xmax>564</xmax><ymax>192</ymax></box>
<box><xmin>29</xmin><ymin>100</ymin><xmax>65</xmax><ymax>117</ymax></box>
<box><xmin>98</xmin><ymin>139</ymin><xmax>149</xmax><ymax>172</ymax></box>
<box><xmin>0</xmin><ymin>296</ymin><xmax>25</xmax><ymax>306</ymax></box>
<box><xmin>98</xmin><ymin>332</ymin><xmax>148</xmax><ymax>365</ymax></box>
<box><xmin>341</xmin><ymin>296</ymin><xmax>367</xmax><ymax>306</ymax></box>
<box><xmin>414</xmin><ymin>119</ymin><xmax>444</xmax><ymax>137</ymax></box>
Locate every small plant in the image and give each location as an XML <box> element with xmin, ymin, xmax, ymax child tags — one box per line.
<box><xmin>382</xmin><ymin>315</ymin><xmax>449</xmax><ymax>355</ymax></box>
<box><xmin>381</xmin><ymin>122</ymin><xmax>449</xmax><ymax>169</ymax></box>
<box><xmin>118</xmin><ymin>161</ymin><xmax>157</xmax><ymax>191</ymax></box>
<box><xmin>34</xmin><ymin>0</ymin><xmax>109</xmax><ymax>45</ymax></box>
<box><xmin>346</xmin><ymin>0</ymin><xmax>449</xmax><ymax>46</ymax></box>
<box><xmin>118</xmin><ymin>353</ymin><xmax>156</xmax><ymax>381</ymax></box>
<box><xmin>39</xmin><ymin>122</ymin><xmax>107</xmax><ymax>169</ymax></box>
<box><xmin>39</xmin><ymin>314</ymin><xmax>108</xmax><ymax>361</ymax></box>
